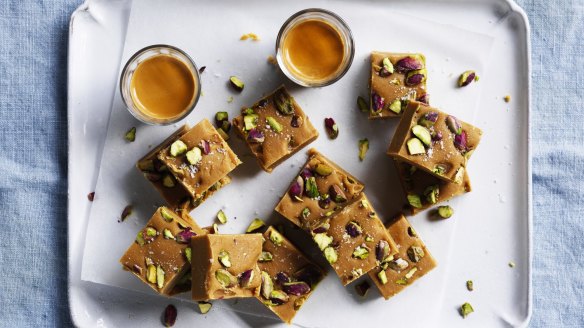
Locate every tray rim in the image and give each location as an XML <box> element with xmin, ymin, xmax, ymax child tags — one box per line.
<box><xmin>66</xmin><ymin>0</ymin><xmax>532</xmax><ymax>326</ymax></box>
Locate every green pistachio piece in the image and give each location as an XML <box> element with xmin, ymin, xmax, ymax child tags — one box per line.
<box><xmin>364</xmin><ymin>235</ymin><xmax>374</xmax><ymax>242</ymax></box>
<box><xmin>314</xmin><ymin>163</ymin><xmax>333</xmax><ymax>176</ymax></box>
<box><xmin>274</xmin><ymin>89</ymin><xmax>295</xmax><ymax>115</ymax></box>
<box><xmin>293</xmin><ymin>297</ymin><xmax>306</xmax><ymax>310</ymax></box>
<box><xmin>458</xmin><ymin>70</ymin><xmax>476</xmax><ymax>87</ymax></box>
<box><xmin>304</xmin><ymin>177</ymin><xmax>319</xmax><ymax>198</ymax></box>
<box><xmin>215</xmin><ymin>111</ymin><xmax>229</xmax><ymax>124</ymax></box>
<box><xmin>216</xmin><ymin>210</ymin><xmax>228</xmax><ymax>224</ymax></box>
<box><xmin>185</xmin><ymin>147</ymin><xmax>203</xmax><ymax>165</ymax></box>
<box><xmin>270</xmin><ymin>290</ymin><xmax>290</xmax><ymax>305</ymax></box>
<box><xmin>269</xmin><ymin>230</ymin><xmax>284</xmax><ymax>246</ymax></box>
<box><xmin>454</xmin><ymin>167</ymin><xmax>465</xmax><ymax>184</ymax></box>
<box><xmin>261</xmin><ymin>271</ymin><xmax>273</xmax><ymax>299</ymax></box>
<box><xmin>160</xmin><ymin>208</ymin><xmax>174</xmax><ymax>222</ymax></box>
<box><xmin>215</xmin><ymin>269</ymin><xmax>237</xmax><ymax>288</ymax></box>
<box><xmin>218</xmin><ymin>250</ymin><xmax>232</xmax><ymax>268</ymax></box>
<box><xmin>170</xmin><ymin>140</ymin><xmax>188</xmax><ymax>157</ymax></box>
<box><xmin>246</xmin><ymin>218</ymin><xmax>265</xmax><ymax>233</ymax></box>
<box><xmin>323</xmin><ymin>246</ymin><xmax>338</xmax><ymax>264</ymax></box>
<box><xmin>352</xmin><ymin>245</ymin><xmax>370</xmax><ymax>259</ymax></box>
<box><xmin>382</xmin><ymin>57</ymin><xmax>395</xmax><ymax>74</ymax></box>
<box><xmin>124</xmin><ymin>127</ymin><xmax>136</xmax><ymax>142</ymax></box>
<box><xmin>135</xmin><ymin>232</ymin><xmax>145</xmax><ymax>246</ymax></box>
<box><xmin>313</xmin><ymin>233</ymin><xmax>333</xmax><ymax>251</ymax></box>
<box><xmin>377</xmin><ymin>270</ymin><xmax>388</xmax><ymax>285</ymax></box>
<box><xmin>266</xmin><ymin>116</ymin><xmax>283</xmax><ymax>133</ymax></box>
<box><xmin>146</xmin><ymin>227</ymin><xmax>157</xmax><ymax>237</ymax></box>
<box><xmin>388</xmin><ymin>99</ymin><xmax>402</xmax><ymax>114</ymax></box>
<box><xmin>404</xmin><ymin>267</ymin><xmax>418</xmax><ymax>279</ymax></box>
<box><xmin>357</xmin><ymin>96</ymin><xmax>369</xmax><ymax>112</ymax></box>
<box><xmin>406</xmin><ymin>138</ymin><xmax>425</xmax><ymax>155</ymax></box>
<box><xmin>217</xmin><ymin>127</ymin><xmax>230</xmax><ymax>140</ymax></box>
<box><xmin>212</xmin><ymin>223</ymin><xmax>219</xmax><ymax>234</ymax></box>
<box><xmin>163</xmin><ymin>229</ymin><xmax>174</xmax><ymax>239</ymax></box>
<box><xmin>437</xmin><ymin>205</ymin><xmax>454</xmax><ymax>219</ymax></box>
<box><xmin>243</xmin><ymin>114</ymin><xmax>259</xmax><ymax>131</ymax></box>
<box><xmin>358</xmin><ymin>138</ymin><xmax>369</xmax><ymax>161</ymax></box>
<box><xmin>466</xmin><ymin>280</ymin><xmax>474</xmax><ymax>291</ymax></box>
<box><xmin>388</xmin><ymin>258</ymin><xmax>409</xmax><ymax>271</ymax></box>
<box><xmin>395</xmin><ymin>278</ymin><xmax>408</xmax><ymax>285</ymax></box>
<box><xmin>412</xmin><ymin>125</ymin><xmax>432</xmax><ymax>147</ymax></box>
<box><xmin>185</xmin><ymin>247</ymin><xmax>192</xmax><ymax>263</ymax></box>
<box><xmin>300</xmin><ymin>207</ymin><xmax>311</xmax><ymax>220</ymax></box>
<box><xmin>460</xmin><ymin>302</ymin><xmax>474</xmax><ymax>318</ymax></box>
<box><xmin>145</xmin><ymin>257</ymin><xmax>154</xmax><ymax>266</ymax></box>
<box><xmin>137</xmin><ymin>160</ymin><xmax>154</xmax><ymax>172</ymax></box>
<box><xmin>162</xmin><ymin>174</ymin><xmax>176</xmax><ymax>188</ymax></box>
<box><xmin>407</xmin><ymin>246</ymin><xmax>425</xmax><ymax>263</ymax></box>
<box><xmin>407</xmin><ymin>194</ymin><xmax>423</xmax><ymax>209</ymax></box>
<box><xmin>407</xmin><ymin>226</ymin><xmax>417</xmax><ymax>237</ymax></box>
<box><xmin>424</xmin><ymin>185</ymin><xmax>440</xmax><ymax>204</ymax></box>
<box><xmin>198</xmin><ymin>301</ymin><xmax>212</xmax><ymax>314</ymax></box>
<box><xmin>229</xmin><ymin>76</ymin><xmax>244</xmax><ymax>91</ymax></box>
<box><xmin>146</xmin><ymin>264</ymin><xmax>156</xmax><ymax>283</ymax></box>
<box><xmin>258</xmin><ymin>251</ymin><xmax>273</xmax><ymax>262</ymax></box>
<box><xmin>156</xmin><ymin>265</ymin><xmax>165</xmax><ymax>289</ymax></box>
<box><xmin>509</xmin><ymin>261</ymin><xmax>516</xmax><ymax>268</ymax></box>
<box><xmin>433</xmin><ymin>164</ymin><xmax>447</xmax><ymax>175</ymax></box>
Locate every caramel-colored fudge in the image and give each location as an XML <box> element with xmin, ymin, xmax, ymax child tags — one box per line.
<box><xmin>310</xmin><ymin>194</ymin><xmax>398</xmax><ymax>286</ymax></box>
<box><xmin>369</xmin><ymin>52</ymin><xmax>428</xmax><ymax>119</ymax></box>
<box><xmin>369</xmin><ymin>214</ymin><xmax>437</xmax><ymax>299</ymax></box>
<box><xmin>395</xmin><ymin>161</ymin><xmax>471</xmax><ymax>215</ymax></box>
<box><xmin>256</xmin><ymin>227</ymin><xmax>325</xmax><ymax>324</ymax></box>
<box><xmin>157</xmin><ymin>119</ymin><xmax>241</xmax><ymax>205</ymax></box>
<box><xmin>191</xmin><ymin>234</ymin><xmax>263</xmax><ymax>301</ymax></box>
<box><xmin>275</xmin><ymin>149</ymin><xmax>364</xmax><ymax>231</ymax></box>
<box><xmin>387</xmin><ymin>101</ymin><xmax>482</xmax><ymax>184</ymax></box>
<box><xmin>137</xmin><ymin>124</ymin><xmax>232</xmax><ymax>213</ymax></box>
<box><xmin>233</xmin><ymin>86</ymin><xmax>319</xmax><ymax>172</ymax></box>
<box><xmin>119</xmin><ymin>207</ymin><xmax>206</xmax><ymax>296</ymax></box>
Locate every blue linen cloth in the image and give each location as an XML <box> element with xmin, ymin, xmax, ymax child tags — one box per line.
<box><xmin>0</xmin><ymin>0</ymin><xmax>581</xmax><ymax>327</ymax></box>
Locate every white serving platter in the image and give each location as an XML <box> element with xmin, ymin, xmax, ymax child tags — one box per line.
<box><xmin>68</xmin><ymin>0</ymin><xmax>531</xmax><ymax>327</ymax></box>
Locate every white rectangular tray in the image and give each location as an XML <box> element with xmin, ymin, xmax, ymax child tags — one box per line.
<box><xmin>68</xmin><ymin>0</ymin><xmax>531</xmax><ymax>327</ymax></box>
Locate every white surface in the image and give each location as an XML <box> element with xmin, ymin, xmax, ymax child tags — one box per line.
<box><xmin>68</xmin><ymin>0</ymin><xmax>531</xmax><ymax>327</ymax></box>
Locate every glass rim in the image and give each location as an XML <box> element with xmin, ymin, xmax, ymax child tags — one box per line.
<box><xmin>275</xmin><ymin>8</ymin><xmax>355</xmax><ymax>88</ymax></box>
<box><xmin>119</xmin><ymin>44</ymin><xmax>201</xmax><ymax>126</ymax></box>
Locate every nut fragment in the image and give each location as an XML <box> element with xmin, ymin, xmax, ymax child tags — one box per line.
<box><xmin>283</xmin><ymin>281</ymin><xmax>311</xmax><ymax>296</ymax></box>
<box><xmin>247</xmin><ymin>128</ymin><xmax>264</xmax><ymax>143</ymax></box>
<box><xmin>404</xmin><ymin>267</ymin><xmax>418</xmax><ymax>279</ymax></box>
<box><xmin>417</xmin><ymin>93</ymin><xmax>430</xmax><ymax>104</ymax></box>
<box><xmin>170</xmin><ymin>140</ymin><xmax>188</xmax><ymax>157</ymax></box>
<box><xmin>466</xmin><ymin>280</ymin><xmax>474</xmax><ymax>291</ymax></box>
<box><xmin>147</xmin><ymin>264</ymin><xmax>156</xmax><ymax>283</ymax></box>
<box><xmin>163</xmin><ymin>304</ymin><xmax>177</xmax><ymax>327</ymax></box>
<box><xmin>274</xmin><ymin>89</ymin><xmax>295</xmax><ymax>115</ymax></box>
<box><xmin>377</xmin><ymin>270</ymin><xmax>388</xmax><ymax>285</ymax></box>
<box><xmin>185</xmin><ymin>147</ymin><xmax>202</xmax><ymax>165</ymax></box>
<box><xmin>418</xmin><ymin>111</ymin><xmax>438</xmax><ymax>128</ymax></box>
<box><xmin>163</xmin><ymin>229</ymin><xmax>174</xmax><ymax>240</ymax></box>
<box><xmin>260</xmin><ymin>271</ymin><xmax>274</xmax><ymax>299</ymax></box>
<box><xmin>460</xmin><ymin>302</ymin><xmax>474</xmax><ymax>318</ymax></box>
<box><xmin>345</xmin><ymin>221</ymin><xmax>362</xmax><ymax>237</ymax></box>
<box><xmin>376</xmin><ymin>240</ymin><xmax>390</xmax><ymax>262</ymax></box>
<box><xmin>458</xmin><ymin>70</ymin><xmax>476</xmax><ymax>87</ymax></box>
<box><xmin>371</xmin><ymin>93</ymin><xmax>384</xmax><ymax>113</ymax></box>
<box><xmin>229</xmin><ymin>76</ymin><xmax>245</xmax><ymax>91</ymax></box>
<box><xmin>124</xmin><ymin>127</ymin><xmax>136</xmax><ymax>142</ymax></box>
<box><xmin>215</xmin><ymin>111</ymin><xmax>229</xmax><ymax>126</ymax></box>
<box><xmin>216</xmin><ymin>210</ymin><xmax>228</xmax><ymax>224</ymax></box>
<box><xmin>215</xmin><ymin>269</ymin><xmax>237</xmax><ymax>288</ymax></box>
<box><xmin>218</xmin><ymin>250</ymin><xmax>231</xmax><ymax>268</ymax></box>
<box><xmin>246</xmin><ymin>218</ymin><xmax>265</xmax><ymax>233</ymax></box>
<box><xmin>405</xmin><ymin>69</ymin><xmax>427</xmax><ymax>86</ymax></box>
<box><xmin>275</xmin><ymin>272</ymin><xmax>291</xmax><ymax>285</ymax></box>
<box><xmin>258</xmin><ymin>251</ymin><xmax>273</xmax><ymax>262</ymax></box>
<box><xmin>329</xmin><ymin>184</ymin><xmax>347</xmax><ymax>203</ymax></box>
<box><xmin>156</xmin><ymin>265</ymin><xmax>165</xmax><ymax>289</ymax></box>
<box><xmin>176</xmin><ymin>227</ymin><xmax>197</xmax><ymax>244</ymax></box>
<box><xmin>313</xmin><ymin>233</ymin><xmax>333</xmax><ymax>251</ymax></box>
<box><xmin>288</xmin><ymin>176</ymin><xmax>304</xmax><ymax>201</ymax></box>
<box><xmin>395</xmin><ymin>56</ymin><xmax>423</xmax><ymax>73</ymax></box>
<box><xmin>269</xmin><ymin>290</ymin><xmax>290</xmax><ymax>305</ymax></box>
<box><xmin>380</xmin><ymin>57</ymin><xmax>394</xmax><ymax>76</ymax></box>
<box><xmin>160</xmin><ymin>208</ymin><xmax>174</xmax><ymax>222</ymax></box>
<box><xmin>424</xmin><ymin>185</ymin><xmax>440</xmax><ymax>204</ymax></box>
<box><xmin>323</xmin><ymin>246</ymin><xmax>338</xmax><ymax>264</ymax></box>
<box><xmin>407</xmin><ymin>194</ymin><xmax>422</xmax><ymax>209</ymax></box>
<box><xmin>352</xmin><ymin>245</ymin><xmax>370</xmax><ymax>259</ymax></box>
<box><xmin>437</xmin><ymin>205</ymin><xmax>454</xmax><ymax>219</ymax></box>
<box><xmin>87</xmin><ymin>192</ymin><xmax>95</xmax><ymax>201</ymax></box>
<box><xmin>388</xmin><ymin>99</ymin><xmax>402</xmax><ymax>114</ymax></box>
<box><xmin>412</xmin><ymin>125</ymin><xmax>432</xmax><ymax>147</ymax></box>
<box><xmin>197</xmin><ymin>301</ymin><xmax>212</xmax><ymax>314</ymax></box>
<box><xmin>407</xmin><ymin>246</ymin><xmax>425</xmax><ymax>262</ymax></box>
<box><xmin>454</xmin><ymin>130</ymin><xmax>468</xmax><ymax>151</ymax></box>
<box><xmin>135</xmin><ymin>231</ymin><xmax>145</xmax><ymax>246</ymax></box>
<box><xmin>314</xmin><ymin>163</ymin><xmax>333</xmax><ymax>176</ymax></box>
<box><xmin>239</xmin><ymin>269</ymin><xmax>254</xmax><ymax>288</ymax></box>
<box><xmin>185</xmin><ymin>247</ymin><xmax>192</xmax><ymax>263</ymax></box>
<box><xmin>267</xmin><ymin>116</ymin><xmax>283</xmax><ymax>133</ymax></box>
<box><xmin>357</xmin><ymin>96</ymin><xmax>368</xmax><ymax>112</ymax></box>
<box><xmin>269</xmin><ymin>230</ymin><xmax>284</xmax><ymax>246</ymax></box>
<box><xmin>406</xmin><ymin>138</ymin><xmax>425</xmax><ymax>155</ymax></box>
<box><xmin>388</xmin><ymin>258</ymin><xmax>409</xmax><ymax>271</ymax></box>
<box><xmin>304</xmin><ymin>176</ymin><xmax>319</xmax><ymax>198</ymax></box>
<box><xmin>358</xmin><ymin>138</ymin><xmax>369</xmax><ymax>161</ymax></box>
<box><xmin>324</xmin><ymin>118</ymin><xmax>339</xmax><ymax>139</ymax></box>
<box><xmin>290</xmin><ymin>115</ymin><xmax>303</xmax><ymax>128</ymax></box>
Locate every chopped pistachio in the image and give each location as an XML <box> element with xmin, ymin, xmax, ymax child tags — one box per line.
<box><xmin>269</xmin><ymin>230</ymin><xmax>284</xmax><ymax>246</ymax></box>
<box><xmin>358</xmin><ymin>138</ymin><xmax>369</xmax><ymax>161</ymax></box>
<box><xmin>377</xmin><ymin>270</ymin><xmax>388</xmax><ymax>285</ymax></box>
<box><xmin>146</xmin><ymin>227</ymin><xmax>157</xmax><ymax>237</ymax></box>
<box><xmin>218</xmin><ymin>250</ymin><xmax>232</xmax><ymax>268</ymax></box>
<box><xmin>185</xmin><ymin>247</ymin><xmax>192</xmax><ymax>263</ymax></box>
<box><xmin>170</xmin><ymin>140</ymin><xmax>188</xmax><ymax>157</ymax></box>
<box><xmin>412</xmin><ymin>125</ymin><xmax>432</xmax><ymax>147</ymax></box>
<box><xmin>216</xmin><ymin>127</ymin><xmax>230</xmax><ymax>140</ymax></box>
<box><xmin>304</xmin><ymin>177</ymin><xmax>319</xmax><ymax>198</ymax></box>
<box><xmin>454</xmin><ymin>167</ymin><xmax>465</xmax><ymax>184</ymax></box>
<box><xmin>260</xmin><ymin>271</ymin><xmax>273</xmax><ymax>299</ymax></box>
<box><xmin>406</xmin><ymin>138</ymin><xmax>425</xmax><ymax>155</ymax></box>
<box><xmin>388</xmin><ymin>258</ymin><xmax>409</xmax><ymax>271</ymax></box>
<box><xmin>407</xmin><ymin>246</ymin><xmax>425</xmax><ymax>263</ymax></box>
<box><xmin>145</xmin><ymin>257</ymin><xmax>154</xmax><ymax>266</ymax></box>
<box><xmin>395</xmin><ymin>278</ymin><xmax>408</xmax><ymax>285</ymax></box>
<box><xmin>163</xmin><ymin>229</ymin><xmax>174</xmax><ymax>240</ymax></box>
<box><xmin>274</xmin><ymin>89</ymin><xmax>295</xmax><ymax>115</ymax></box>
<box><xmin>407</xmin><ymin>226</ymin><xmax>417</xmax><ymax>237</ymax></box>
<box><xmin>258</xmin><ymin>251</ymin><xmax>273</xmax><ymax>262</ymax></box>
<box><xmin>365</xmin><ymin>235</ymin><xmax>374</xmax><ymax>242</ymax></box>
<box><xmin>135</xmin><ymin>232</ymin><xmax>145</xmax><ymax>246</ymax></box>
<box><xmin>216</xmin><ymin>210</ymin><xmax>228</xmax><ymax>224</ymax></box>
<box><xmin>215</xmin><ymin>269</ymin><xmax>237</xmax><ymax>288</ymax></box>
<box><xmin>147</xmin><ymin>264</ymin><xmax>156</xmax><ymax>283</ymax></box>
<box><xmin>389</xmin><ymin>99</ymin><xmax>402</xmax><ymax>114</ymax></box>
<box><xmin>156</xmin><ymin>265</ymin><xmax>165</xmax><ymax>289</ymax></box>
<box><xmin>246</xmin><ymin>218</ymin><xmax>265</xmax><ymax>233</ymax></box>
<box><xmin>382</xmin><ymin>57</ymin><xmax>395</xmax><ymax>74</ymax></box>
<box><xmin>424</xmin><ymin>185</ymin><xmax>440</xmax><ymax>204</ymax></box>
<box><xmin>508</xmin><ymin>261</ymin><xmax>516</xmax><ymax>268</ymax></box>
<box><xmin>185</xmin><ymin>147</ymin><xmax>203</xmax><ymax>165</ymax></box>
<box><xmin>460</xmin><ymin>302</ymin><xmax>474</xmax><ymax>318</ymax></box>
<box><xmin>215</xmin><ymin>111</ymin><xmax>229</xmax><ymax>124</ymax></box>
<box><xmin>407</xmin><ymin>194</ymin><xmax>423</xmax><ymax>209</ymax></box>
<box><xmin>266</xmin><ymin>116</ymin><xmax>283</xmax><ymax>133</ymax></box>
<box><xmin>357</xmin><ymin>96</ymin><xmax>368</xmax><ymax>112</ymax></box>
<box><xmin>313</xmin><ymin>233</ymin><xmax>333</xmax><ymax>251</ymax></box>
<box><xmin>124</xmin><ymin>127</ymin><xmax>136</xmax><ymax>142</ymax></box>
<box><xmin>466</xmin><ymin>280</ymin><xmax>474</xmax><ymax>291</ymax></box>
<box><xmin>212</xmin><ymin>223</ymin><xmax>219</xmax><ymax>234</ymax></box>
<box><xmin>504</xmin><ymin>95</ymin><xmax>511</xmax><ymax>103</ymax></box>
<box><xmin>162</xmin><ymin>174</ymin><xmax>176</xmax><ymax>188</ymax></box>
<box><xmin>437</xmin><ymin>205</ymin><xmax>454</xmax><ymax>219</ymax></box>
<box><xmin>198</xmin><ymin>301</ymin><xmax>212</xmax><ymax>314</ymax></box>
<box><xmin>404</xmin><ymin>267</ymin><xmax>418</xmax><ymax>279</ymax></box>
<box><xmin>229</xmin><ymin>76</ymin><xmax>245</xmax><ymax>91</ymax></box>
<box><xmin>243</xmin><ymin>114</ymin><xmax>258</xmax><ymax>130</ymax></box>
<box><xmin>240</xmin><ymin>33</ymin><xmax>260</xmax><ymax>41</ymax></box>
<box><xmin>323</xmin><ymin>246</ymin><xmax>338</xmax><ymax>264</ymax></box>
<box><xmin>301</xmin><ymin>207</ymin><xmax>310</xmax><ymax>220</ymax></box>
<box><xmin>352</xmin><ymin>245</ymin><xmax>370</xmax><ymax>259</ymax></box>
<box><xmin>293</xmin><ymin>297</ymin><xmax>306</xmax><ymax>310</ymax></box>
<box><xmin>314</xmin><ymin>163</ymin><xmax>333</xmax><ymax>176</ymax></box>
<box><xmin>160</xmin><ymin>208</ymin><xmax>174</xmax><ymax>222</ymax></box>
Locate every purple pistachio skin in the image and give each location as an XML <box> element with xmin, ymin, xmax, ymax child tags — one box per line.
<box><xmin>324</xmin><ymin>118</ymin><xmax>339</xmax><ymax>139</ymax></box>
<box><xmin>372</xmin><ymin>93</ymin><xmax>384</xmax><ymax>112</ymax></box>
<box><xmin>200</xmin><ymin>140</ymin><xmax>211</xmax><ymax>155</ymax></box>
<box><xmin>459</xmin><ymin>72</ymin><xmax>476</xmax><ymax>87</ymax></box>
<box><xmin>282</xmin><ymin>281</ymin><xmax>311</xmax><ymax>296</ymax></box>
<box><xmin>163</xmin><ymin>304</ymin><xmax>177</xmax><ymax>327</ymax></box>
<box><xmin>291</xmin><ymin>115</ymin><xmax>301</xmax><ymax>128</ymax></box>
<box><xmin>247</xmin><ymin>128</ymin><xmax>265</xmax><ymax>143</ymax></box>
<box><xmin>417</xmin><ymin>94</ymin><xmax>430</xmax><ymax>104</ymax></box>
<box><xmin>275</xmin><ymin>272</ymin><xmax>291</xmax><ymax>285</ymax></box>
<box><xmin>446</xmin><ymin>115</ymin><xmax>462</xmax><ymax>135</ymax></box>
<box><xmin>288</xmin><ymin>176</ymin><xmax>304</xmax><ymax>200</ymax></box>
<box><xmin>454</xmin><ymin>130</ymin><xmax>468</xmax><ymax>151</ymax></box>
<box><xmin>405</xmin><ymin>72</ymin><xmax>425</xmax><ymax>86</ymax></box>
<box><xmin>376</xmin><ymin>240</ymin><xmax>390</xmax><ymax>262</ymax></box>
<box><xmin>300</xmin><ymin>168</ymin><xmax>313</xmax><ymax>181</ymax></box>
<box><xmin>432</xmin><ymin>131</ymin><xmax>443</xmax><ymax>142</ymax></box>
<box><xmin>345</xmin><ymin>222</ymin><xmax>362</xmax><ymax>238</ymax></box>
<box><xmin>239</xmin><ymin>269</ymin><xmax>254</xmax><ymax>287</ymax></box>
<box><xmin>395</xmin><ymin>56</ymin><xmax>423</xmax><ymax>73</ymax></box>
<box><xmin>176</xmin><ymin>228</ymin><xmax>197</xmax><ymax>244</ymax></box>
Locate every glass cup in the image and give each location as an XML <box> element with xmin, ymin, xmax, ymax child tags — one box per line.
<box><xmin>120</xmin><ymin>44</ymin><xmax>201</xmax><ymax>125</ymax></box>
<box><xmin>275</xmin><ymin>8</ymin><xmax>355</xmax><ymax>87</ymax></box>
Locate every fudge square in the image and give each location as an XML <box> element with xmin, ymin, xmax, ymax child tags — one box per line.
<box><xmin>311</xmin><ymin>194</ymin><xmax>398</xmax><ymax>286</ymax></box>
<box><xmin>275</xmin><ymin>148</ymin><xmax>365</xmax><ymax>231</ymax></box>
<box><xmin>369</xmin><ymin>52</ymin><xmax>428</xmax><ymax>119</ymax></box>
<box><xmin>387</xmin><ymin>101</ymin><xmax>482</xmax><ymax>184</ymax></box>
<box><xmin>157</xmin><ymin>118</ymin><xmax>241</xmax><ymax>205</ymax></box>
<box><xmin>232</xmin><ymin>86</ymin><xmax>319</xmax><ymax>172</ymax></box>
<box><xmin>119</xmin><ymin>207</ymin><xmax>206</xmax><ymax>296</ymax></box>
<box><xmin>256</xmin><ymin>227</ymin><xmax>325</xmax><ymax>324</ymax></box>
<box><xmin>369</xmin><ymin>214</ymin><xmax>437</xmax><ymax>299</ymax></box>
<box><xmin>191</xmin><ymin>234</ymin><xmax>263</xmax><ymax>301</ymax></box>
<box><xmin>394</xmin><ymin>161</ymin><xmax>471</xmax><ymax>215</ymax></box>
<box><xmin>137</xmin><ymin>124</ymin><xmax>233</xmax><ymax>213</ymax></box>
